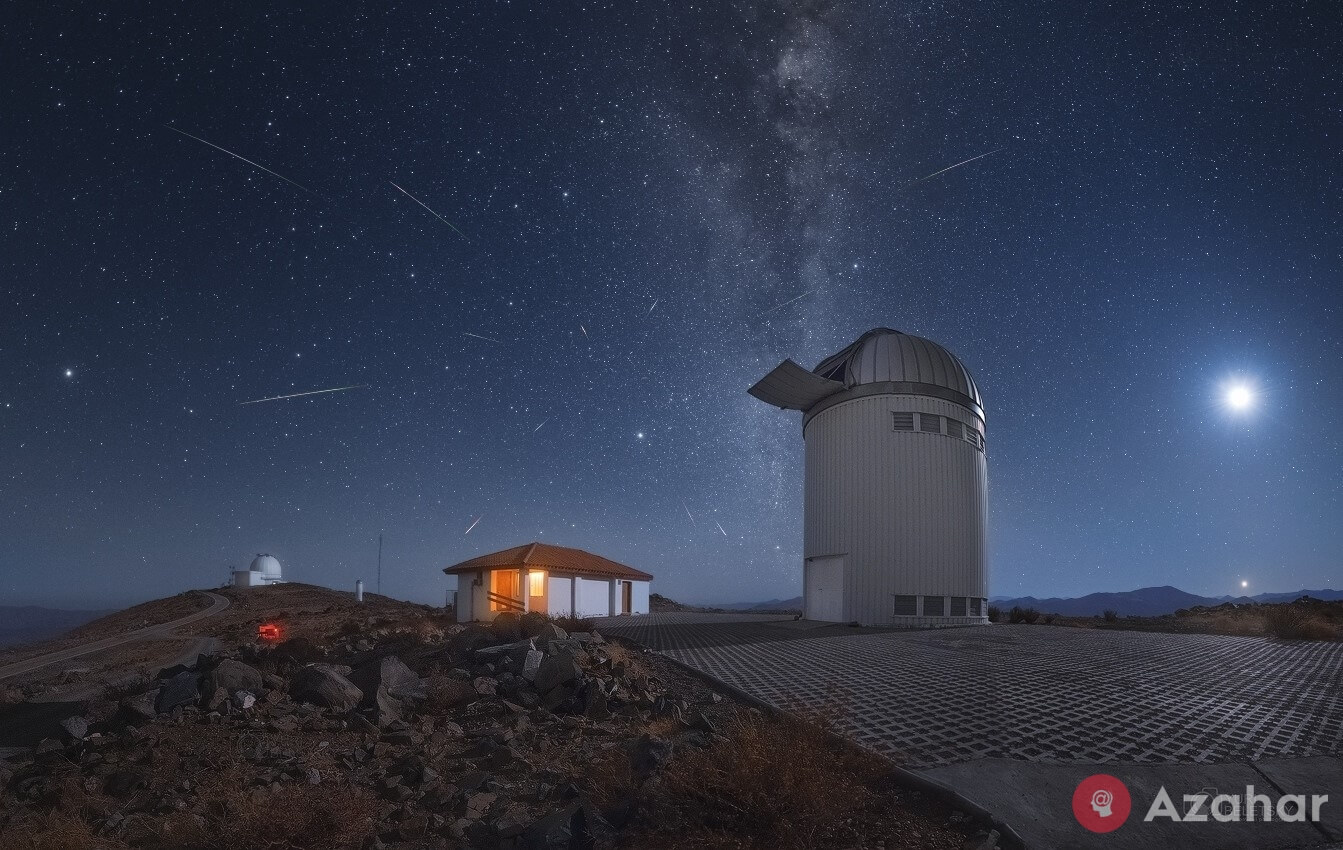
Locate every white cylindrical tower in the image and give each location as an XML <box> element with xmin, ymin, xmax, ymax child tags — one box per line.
<box><xmin>355</xmin><ymin>579</ymin><xmax>364</xmax><ymax>602</ymax></box>
<box><xmin>750</xmin><ymin>328</ymin><xmax>988</xmax><ymax>626</ymax></box>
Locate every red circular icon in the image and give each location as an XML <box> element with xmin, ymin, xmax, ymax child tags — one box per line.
<box><xmin>1072</xmin><ymin>774</ymin><xmax>1132</xmax><ymax>833</ymax></box>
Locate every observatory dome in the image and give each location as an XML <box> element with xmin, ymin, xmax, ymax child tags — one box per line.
<box><xmin>250</xmin><ymin>554</ymin><xmax>282</xmax><ymax>579</ymax></box>
<box><xmin>813</xmin><ymin>328</ymin><xmax>982</xmax><ymax>412</ymax></box>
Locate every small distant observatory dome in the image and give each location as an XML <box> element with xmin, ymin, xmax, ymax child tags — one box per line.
<box><xmin>234</xmin><ymin>553</ymin><xmax>284</xmax><ymax>588</ymax></box>
<box><xmin>250</xmin><ymin>554</ymin><xmax>282</xmax><ymax>578</ymax></box>
<box><xmin>750</xmin><ymin>328</ymin><xmax>988</xmax><ymax>627</ymax></box>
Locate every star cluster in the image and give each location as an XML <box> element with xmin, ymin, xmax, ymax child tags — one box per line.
<box><xmin>2</xmin><ymin>1</ymin><xmax>1340</xmax><ymax>608</ymax></box>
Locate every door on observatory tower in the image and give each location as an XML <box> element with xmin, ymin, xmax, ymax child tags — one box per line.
<box><xmin>804</xmin><ymin>556</ymin><xmax>844</xmax><ymax>622</ymax></box>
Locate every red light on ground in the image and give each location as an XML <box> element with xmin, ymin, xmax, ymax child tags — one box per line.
<box><xmin>258</xmin><ymin>623</ymin><xmax>283</xmax><ymax>642</ymax></box>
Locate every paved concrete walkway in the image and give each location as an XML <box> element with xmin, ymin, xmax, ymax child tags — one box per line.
<box><xmin>596</xmin><ymin>613</ymin><xmax>1343</xmax><ymax>849</ymax></box>
<box><xmin>0</xmin><ymin>591</ymin><xmax>230</xmax><ymax>681</ymax></box>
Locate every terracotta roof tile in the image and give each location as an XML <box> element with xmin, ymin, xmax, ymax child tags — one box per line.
<box><xmin>443</xmin><ymin>542</ymin><xmax>653</xmax><ymax>581</ymax></box>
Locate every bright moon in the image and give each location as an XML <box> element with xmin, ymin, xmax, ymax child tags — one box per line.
<box><xmin>1226</xmin><ymin>384</ymin><xmax>1253</xmax><ymax>410</ymax></box>
<box><xmin>1241</xmin><ymin>580</ymin><xmax>1249</xmax><ymax>588</ymax></box>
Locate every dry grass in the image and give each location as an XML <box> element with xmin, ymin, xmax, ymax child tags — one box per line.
<box><xmin>589</xmin><ymin>701</ymin><xmax>965</xmax><ymax>850</ymax></box>
<box><xmin>1265</xmin><ymin>606</ymin><xmax>1338</xmax><ymax>641</ymax></box>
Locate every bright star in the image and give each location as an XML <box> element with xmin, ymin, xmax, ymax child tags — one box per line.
<box><xmin>64</xmin><ymin>369</ymin><xmax>73</xmax><ymax>378</ymax></box>
<box><xmin>1224</xmin><ymin>381</ymin><xmax>1255</xmax><ymax>412</ymax></box>
<box><xmin>636</xmin><ymin>432</ymin><xmax>644</xmax><ymax>440</ymax></box>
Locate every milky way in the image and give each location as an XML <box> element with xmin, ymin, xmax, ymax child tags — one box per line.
<box><xmin>3</xmin><ymin>1</ymin><xmax>1340</xmax><ymax>608</ymax></box>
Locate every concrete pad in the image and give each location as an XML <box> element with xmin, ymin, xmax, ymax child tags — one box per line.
<box><xmin>921</xmin><ymin>758</ymin><xmax>1331</xmax><ymax>850</ymax></box>
<box><xmin>1256</xmin><ymin>756</ymin><xmax>1343</xmax><ymax>841</ymax></box>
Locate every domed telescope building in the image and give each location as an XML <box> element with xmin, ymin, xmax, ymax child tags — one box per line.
<box><xmin>749</xmin><ymin>328</ymin><xmax>988</xmax><ymax>626</ymax></box>
<box><xmin>233</xmin><ymin>553</ymin><xmax>285</xmax><ymax>588</ymax></box>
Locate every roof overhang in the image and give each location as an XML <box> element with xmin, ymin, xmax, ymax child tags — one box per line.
<box><xmin>747</xmin><ymin>359</ymin><xmax>844</xmax><ymax>411</ymax></box>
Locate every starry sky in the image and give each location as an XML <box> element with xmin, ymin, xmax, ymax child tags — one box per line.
<box><xmin>3</xmin><ymin>1</ymin><xmax>1340</xmax><ymax>610</ymax></box>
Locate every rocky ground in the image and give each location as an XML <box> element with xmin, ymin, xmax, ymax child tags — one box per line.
<box><xmin>0</xmin><ymin>601</ymin><xmax>997</xmax><ymax>849</ymax></box>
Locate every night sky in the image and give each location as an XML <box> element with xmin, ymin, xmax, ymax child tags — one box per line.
<box><xmin>4</xmin><ymin>2</ymin><xmax>1340</xmax><ymax>610</ymax></box>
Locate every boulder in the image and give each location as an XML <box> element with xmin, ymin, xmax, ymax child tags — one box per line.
<box><xmin>519</xmin><ymin>611</ymin><xmax>550</xmax><ymax>638</ymax></box>
<box><xmin>533</xmin><ymin>655</ymin><xmax>582</xmax><ymax>695</ymax></box>
<box><xmin>426</xmin><ymin>676</ymin><xmax>477</xmax><ymax>708</ymax></box>
<box><xmin>59</xmin><ymin>715</ymin><xmax>89</xmax><ymax>741</ymax></box>
<box><xmin>520</xmin><ymin>650</ymin><xmax>544</xmax><ymax>682</ymax></box>
<box><xmin>204</xmin><ymin>659</ymin><xmax>262</xmax><ymax>695</ymax></box>
<box><xmin>537</xmin><ymin>623</ymin><xmax>568</xmax><ymax>643</ymax></box>
<box><xmin>350</xmin><ymin>655</ymin><xmax>425</xmax><ymax>704</ymax></box>
<box><xmin>155</xmin><ymin>671</ymin><xmax>200</xmax><ymax>713</ymax></box>
<box><xmin>490</xmin><ymin>612</ymin><xmax>523</xmax><ymax>642</ymax></box>
<box><xmin>119</xmin><ymin>691</ymin><xmax>157</xmax><ymax>722</ymax></box>
<box><xmin>522</xmin><ymin>803</ymin><xmax>593</xmax><ymax>850</ymax></box>
<box><xmin>445</xmin><ymin>625</ymin><xmax>497</xmax><ymax>661</ymax></box>
<box><xmin>367</xmin><ymin>686</ymin><xmax>403</xmax><ymax>727</ymax></box>
<box><xmin>289</xmin><ymin>664</ymin><xmax>363</xmax><ymax>712</ymax></box>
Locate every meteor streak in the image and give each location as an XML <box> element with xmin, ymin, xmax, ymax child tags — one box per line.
<box><xmin>389</xmin><ymin>181</ymin><xmax>468</xmax><ymax>239</ymax></box>
<box><xmin>715</xmin><ymin>521</ymin><xmax>727</xmax><ymax>537</ymax></box>
<box><xmin>681</xmin><ymin>499</ymin><xmax>697</xmax><ymax>527</ymax></box>
<box><xmin>464</xmin><ymin>515</ymin><xmax>483</xmax><ymax>535</ymax></box>
<box><xmin>647</xmin><ymin>299</ymin><xmax>659</xmax><ymax>316</ymax></box>
<box><xmin>165</xmin><ymin>125</ymin><xmax>315</xmax><ymax>195</ymax></box>
<box><xmin>580</xmin><ymin>324</ymin><xmax>588</xmax><ymax>339</ymax></box>
<box><xmin>763</xmin><ymin>288</ymin><xmax>818</xmax><ymax>315</ymax></box>
<box><xmin>533</xmin><ymin>418</ymin><xmax>550</xmax><ymax>433</ymax></box>
<box><xmin>239</xmin><ymin>384</ymin><xmax>369</xmax><ymax>405</ymax></box>
<box><xmin>463</xmin><ymin>332</ymin><xmax>502</xmax><ymax>343</ymax></box>
<box><xmin>903</xmin><ymin>148</ymin><xmax>1003</xmax><ymax>189</ymax></box>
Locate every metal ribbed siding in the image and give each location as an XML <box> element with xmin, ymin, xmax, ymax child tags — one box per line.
<box><xmin>804</xmin><ymin>394</ymin><xmax>987</xmax><ymax>626</ymax></box>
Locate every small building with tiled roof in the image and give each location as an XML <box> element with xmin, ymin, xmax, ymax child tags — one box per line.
<box><xmin>444</xmin><ymin>542</ymin><xmax>652</xmax><ymax>622</ymax></box>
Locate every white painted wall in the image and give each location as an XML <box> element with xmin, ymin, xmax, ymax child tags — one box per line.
<box><xmin>575</xmin><ymin>577</ymin><xmax>612</xmax><ymax>617</ymax></box>
<box><xmin>804</xmin><ymin>393</ymin><xmax>988</xmax><ymax>626</ymax></box>
<box><xmin>629</xmin><ymin>581</ymin><xmax>650</xmax><ymax>614</ymax></box>
<box><xmin>547</xmin><ymin>576</ymin><xmax>573</xmax><ymax>617</ymax></box>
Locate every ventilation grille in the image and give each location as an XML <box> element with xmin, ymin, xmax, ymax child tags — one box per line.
<box><xmin>969</xmin><ymin>597</ymin><xmax>983</xmax><ymax>616</ymax></box>
<box><xmin>891</xmin><ymin>412</ymin><xmax>915</xmax><ymax>432</ymax></box>
<box><xmin>919</xmin><ymin>414</ymin><xmax>942</xmax><ymax>433</ymax></box>
<box><xmin>945</xmin><ymin>418</ymin><xmax>964</xmax><ymax>439</ymax></box>
<box><xmin>892</xmin><ymin>595</ymin><xmax>917</xmax><ymax>616</ymax></box>
<box><xmin>923</xmin><ymin>595</ymin><xmax>945</xmax><ymax>617</ymax></box>
<box><xmin>950</xmin><ymin>597</ymin><xmax>968</xmax><ymax>617</ymax></box>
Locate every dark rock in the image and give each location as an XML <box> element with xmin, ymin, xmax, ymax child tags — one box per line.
<box><xmin>473</xmin><ymin>677</ymin><xmax>498</xmax><ymax>696</ymax></box>
<box><xmin>104</xmin><ymin>769</ymin><xmax>148</xmax><ymax>798</ymax></box>
<box><xmin>444</xmin><ymin>625</ymin><xmax>496</xmax><ymax>661</ymax></box>
<box><xmin>537</xmin><ymin>623</ymin><xmax>568</xmax><ymax>643</ymax></box>
<box><xmin>533</xmin><ymin>655</ymin><xmax>582</xmax><ymax>694</ymax></box>
<box><xmin>290</xmin><ymin>664</ymin><xmax>363</xmax><ymax>712</ymax></box>
<box><xmin>156</xmin><ymin>671</ymin><xmax>200</xmax><ymax>713</ymax></box>
<box><xmin>521</xmin><ymin>649</ymin><xmax>544</xmax><ymax>682</ymax></box>
<box><xmin>59</xmin><ymin>715</ymin><xmax>89</xmax><ymax>741</ymax></box>
<box><xmin>426</xmin><ymin>677</ymin><xmax>476</xmax><ymax>708</ymax></box>
<box><xmin>519</xmin><ymin>611</ymin><xmax>550</xmax><ymax>638</ymax></box>
<box><xmin>119</xmin><ymin>691</ymin><xmax>157</xmax><ymax>722</ymax></box>
<box><xmin>204</xmin><ymin>659</ymin><xmax>263</xmax><ymax>695</ymax></box>
<box><xmin>350</xmin><ymin>655</ymin><xmax>425</xmax><ymax>705</ymax></box>
<box><xmin>583</xmin><ymin>688</ymin><xmax>610</xmax><ymax>721</ymax></box>
<box><xmin>490</xmin><ymin>612</ymin><xmax>523</xmax><ymax>642</ymax></box>
<box><xmin>367</xmin><ymin>686</ymin><xmax>403</xmax><ymax>727</ymax></box>
<box><xmin>630</xmin><ymin>734</ymin><xmax>673</xmax><ymax>783</ymax></box>
<box><xmin>205</xmin><ymin>686</ymin><xmax>228</xmax><ymax>712</ymax></box>
<box><xmin>274</xmin><ymin>637</ymin><xmax>324</xmax><ymax>663</ymax></box>
<box><xmin>523</xmin><ymin>802</ymin><xmax>594</xmax><ymax>850</ymax></box>
<box><xmin>689</xmin><ymin>710</ymin><xmax>717</xmax><ymax>734</ymax></box>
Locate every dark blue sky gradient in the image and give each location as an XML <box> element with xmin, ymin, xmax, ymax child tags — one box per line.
<box><xmin>3</xmin><ymin>1</ymin><xmax>1339</xmax><ymax>608</ymax></box>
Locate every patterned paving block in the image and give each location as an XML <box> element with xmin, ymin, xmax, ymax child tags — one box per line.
<box><xmin>595</xmin><ymin>614</ymin><xmax>1343</xmax><ymax>769</ymax></box>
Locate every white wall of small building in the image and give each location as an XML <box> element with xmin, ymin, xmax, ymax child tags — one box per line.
<box><xmin>547</xmin><ymin>576</ymin><xmax>573</xmax><ymax>617</ymax></box>
<box><xmin>574</xmin><ymin>578</ymin><xmax>612</xmax><ymax>618</ymax></box>
<box><xmin>629</xmin><ymin>580</ymin><xmax>650</xmax><ymax>614</ymax></box>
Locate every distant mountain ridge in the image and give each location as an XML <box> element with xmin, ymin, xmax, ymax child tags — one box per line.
<box><xmin>988</xmin><ymin>586</ymin><xmax>1343</xmax><ymax>617</ymax></box>
<box><xmin>0</xmin><ymin>605</ymin><xmax>115</xmax><ymax>648</ymax></box>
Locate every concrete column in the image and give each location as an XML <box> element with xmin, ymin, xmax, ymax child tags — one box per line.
<box><xmin>521</xmin><ymin>568</ymin><xmax>531</xmax><ymax>613</ymax></box>
<box><xmin>571</xmin><ymin>578</ymin><xmax>578</xmax><ymax>618</ymax></box>
<box><xmin>608</xmin><ymin>579</ymin><xmax>619</xmax><ymax>616</ymax></box>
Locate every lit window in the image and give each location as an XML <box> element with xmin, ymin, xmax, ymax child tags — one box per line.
<box><xmin>529</xmin><ymin>572</ymin><xmax>545</xmax><ymax>596</ymax></box>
